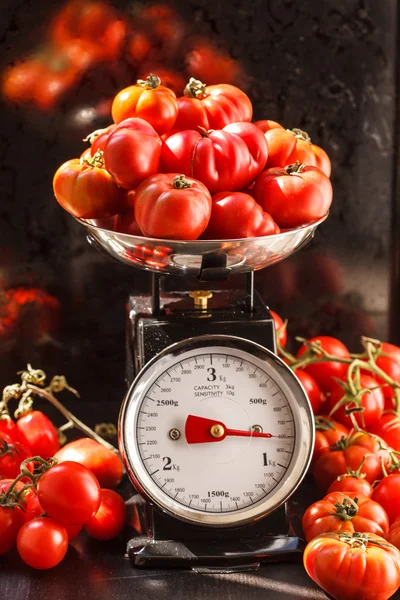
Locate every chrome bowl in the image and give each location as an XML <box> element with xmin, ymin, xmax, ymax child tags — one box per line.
<box><xmin>75</xmin><ymin>214</ymin><xmax>328</xmax><ymax>277</ymax></box>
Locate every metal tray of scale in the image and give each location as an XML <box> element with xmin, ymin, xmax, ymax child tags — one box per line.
<box><xmin>75</xmin><ymin>213</ymin><xmax>328</xmax><ymax>278</ymax></box>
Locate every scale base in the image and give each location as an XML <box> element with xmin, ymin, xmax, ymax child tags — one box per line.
<box><xmin>127</xmin><ymin>534</ymin><xmax>303</xmax><ymax>572</ymax></box>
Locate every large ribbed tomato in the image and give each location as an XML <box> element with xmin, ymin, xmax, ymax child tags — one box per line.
<box><xmin>103</xmin><ymin>118</ymin><xmax>162</xmax><ymax>190</ymax></box>
<box><xmin>304</xmin><ymin>532</ymin><xmax>400</xmax><ymax>600</ymax></box>
<box><xmin>135</xmin><ymin>174</ymin><xmax>212</xmax><ymax>240</ymax></box>
<box><xmin>202</xmin><ymin>192</ymin><xmax>279</xmax><ymax>239</ymax></box>
<box><xmin>161</xmin><ymin>122</ymin><xmax>268</xmax><ymax>194</ymax></box>
<box><xmin>253</xmin><ymin>162</ymin><xmax>332</xmax><ymax>229</ymax></box>
<box><xmin>111</xmin><ymin>74</ymin><xmax>178</xmax><ymax>135</ymax></box>
<box><xmin>172</xmin><ymin>79</ymin><xmax>252</xmax><ymax>132</ymax></box>
<box><xmin>312</xmin><ymin>415</ymin><xmax>350</xmax><ymax>466</ymax></box>
<box><xmin>255</xmin><ymin>121</ymin><xmax>331</xmax><ymax>177</ymax></box>
<box><xmin>53</xmin><ymin>158</ymin><xmax>128</xmax><ymax>219</ymax></box>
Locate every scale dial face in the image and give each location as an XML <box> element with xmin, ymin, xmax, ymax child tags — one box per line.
<box><xmin>119</xmin><ymin>335</ymin><xmax>314</xmax><ymax>527</ymax></box>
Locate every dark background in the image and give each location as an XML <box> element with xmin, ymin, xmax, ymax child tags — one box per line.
<box><xmin>0</xmin><ymin>0</ymin><xmax>397</xmax><ymax>430</ymax></box>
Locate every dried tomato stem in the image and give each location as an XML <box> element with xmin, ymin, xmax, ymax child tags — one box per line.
<box><xmin>25</xmin><ymin>384</ymin><xmax>118</xmax><ymax>454</ymax></box>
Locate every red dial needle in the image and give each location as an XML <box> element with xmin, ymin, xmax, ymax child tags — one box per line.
<box><xmin>185</xmin><ymin>414</ymin><xmax>276</xmax><ymax>444</ymax></box>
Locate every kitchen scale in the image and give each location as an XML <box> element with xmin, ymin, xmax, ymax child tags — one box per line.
<box><xmin>77</xmin><ymin>215</ymin><xmax>326</xmax><ymax>572</ymax></box>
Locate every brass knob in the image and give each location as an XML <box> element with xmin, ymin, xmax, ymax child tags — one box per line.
<box><xmin>189</xmin><ymin>290</ymin><xmax>213</xmax><ymax>310</ymax></box>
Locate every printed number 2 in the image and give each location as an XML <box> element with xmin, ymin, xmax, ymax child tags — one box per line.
<box><xmin>207</xmin><ymin>368</ymin><xmax>216</xmax><ymax>382</ymax></box>
<box><xmin>163</xmin><ymin>457</ymin><xmax>172</xmax><ymax>470</ymax></box>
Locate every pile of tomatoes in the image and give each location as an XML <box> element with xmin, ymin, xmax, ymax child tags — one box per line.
<box><xmin>0</xmin><ymin>408</ymin><xmax>126</xmax><ymax>570</ymax></box>
<box><xmin>273</xmin><ymin>312</ymin><xmax>400</xmax><ymax>599</ymax></box>
<box><xmin>53</xmin><ymin>74</ymin><xmax>333</xmax><ymax>240</ymax></box>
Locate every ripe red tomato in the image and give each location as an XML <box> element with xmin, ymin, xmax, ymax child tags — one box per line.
<box><xmin>296</xmin><ymin>336</ymin><xmax>350</xmax><ymax>394</ymax></box>
<box><xmin>184</xmin><ymin>44</ymin><xmax>242</xmax><ymax>86</ymax></box>
<box><xmin>371</xmin><ymin>355</ymin><xmax>400</xmax><ymax>408</ymax></box>
<box><xmin>255</xmin><ymin>122</ymin><xmax>331</xmax><ymax>177</ymax></box>
<box><xmin>138</xmin><ymin>66</ymin><xmax>186</xmax><ymax>97</ymax></box>
<box><xmin>65</xmin><ymin>523</ymin><xmax>82</xmax><ymax>542</ymax></box>
<box><xmin>312</xmin><ymin>416</ymin><xmax>350</xmax><ymax>466</ymax></box>
<box><xmin>37</xmin><ymin>461</ymin><xmax>101</xmax><ymax>526</ymax></box>
<box><xmin>53</xmin><ymin>158</ymin><xmax>128</xmax><ymax>219</ymax></box>
<box><xmin>327</xmin><ymin>374</ymin><xmax>385</xmax><ymax>429</ymax></box>
<box><xmin>304</xmin><ymin>532</ymin><xmax>400</xmax><ymax>600</ymax></box>
<box><xmin>161</xmin><ymin>122</ymin><xmax>268</xmax><ymax>194</ymax></box>
<box><xmin>173</xmin><ymin>79</ymin><xmax>252</xmax><ymax>132</ymax></box>
<box><xmin>87</xmin><ymin>124</ymin><xmax>117</xmax><ymax>156</ymax></box>
<box><xmin>302</xmin><ymin>491</ymin><xmax>389</xmax><ymax>542</ymax></box>
<box><xmin>295</xmin><ymin>370</ymin><xmax>324</xmax><ymax>414</ymax></box>
<box><xmin>313</xmin><ymin>431</ymin><xmax>389</xmax><ymax>492</ymax></box>
<box><xmin>270</xmin><ymin>310</ymin><xmax>287</xmax><ymax>347</ymax></box>
<box><xmin>0</xmin><ymin>440</ymin><xmax>32</xmax><ymax>479</ymax></box>
<box><xmin>54</xmin><ymin>438</ymin><xmax>123</xmax><ymax>489</ymax></box>
<box><xmin>135</xmin><ymin>173</ymin><xmax>212</xmax><ymax>240</ymax></box>
<box><xmin>103</xmin><ymin>118</ymin><xmax>162</xmax><ymax>190</ymax></box>
<box><xmin>387</xmin><ymin>517</ymin><xmax>400</xmax><ymax>550</ymax></box>
<box><xmin>372</xmin><ymin>474</ymin><xmax>400</xmax><ymax>524</ymax></box>
<box><xmin>0</xmin><ymin>415</ymin><xmax>29</xmax><ymax>446</ymax></box>
<box><xmin>253</xmin><ymin>163</ymin><xmax>332</xmax><ymax>229</ymax></box>
<box><xmin>0</xmin><ymin>504</ymin><xmax>24</xmax><ymax>556</ymax></box>
<box><xmin>2</xmin><ymin>59</ymin><xmax>45</xmax><ymax>104</ymax></box>
<box><xmin>84</xmin><ymin>489</ymin><xmax>126</xmax><ymax>540</ymax></box>
<box><xmin>368</xmin><ymin>412</ymin><xmax>400</xmax><ymax>452</ymax></box>
<box><xmin>16</xmin><ymin>411</ymin><xmax>60</xmax><ymax>459</ymax></box>
<box><xmin>22</xmin><ymin>492</ymin><xmax>44</xmax><ymax>523</ymax></box>
<box><xmin>111</xmin><ymin>74</ymin><xmax>178</xmax><ymax>135</ymax></box>
<box><xmin>328</xmin><ymin>474</ymin><xmax>373</xmax><ymax>497</ymax></box>
<box><xmin>202</xmin><ymin>192</ymin><xmax>279</xmax><ymax>240</ymax></box>
<box><xmin>381</xmin><ymin>342</ymin><xmax>400</xmax><ymax>367</ymax></box>
<box><xmin>114</xmin><ymin>208</ymin><xmax>142</xmax><ymax>236</ymax></box>
<box><xmin>17</xmin><ymin>517</ymin><xmax>68</xmax><ymax>570</ymax></box>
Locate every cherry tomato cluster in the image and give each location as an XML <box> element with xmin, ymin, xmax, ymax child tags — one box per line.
<box><xmin>273</xmin><ymin>310</ymin><xmax>400</xmax><ymax>600</ymax></box>
<box><xmin>53</xmin><ymin>74</ymin><xmax>333</xmax><ymax>240</ymax></box>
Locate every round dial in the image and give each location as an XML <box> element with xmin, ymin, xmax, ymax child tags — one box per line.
<box><xmin>119</xmin><ymin>335</ymin><xmax>313</xmax><ymax>527</ymax></box>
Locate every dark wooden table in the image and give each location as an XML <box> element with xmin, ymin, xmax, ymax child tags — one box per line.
<box><xmin>1</xmin><ymin>533</ymin><xmax>328</xmax><ymax>600</ymax></box>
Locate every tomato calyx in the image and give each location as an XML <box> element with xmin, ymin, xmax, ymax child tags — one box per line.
<box><xmin>287</xmin><ymin>128</ymin><xmax>311</xmax><ymax>143</ymax></box>
<box><xmin>337</xmin><ymin>457</ymin><xmax>368</xmax><ymax>481</ymax></box>
<box><xmin>337</xmin><ymin>531</ymin><xmax>392</xmax><ymax>551</ymax></box>
<box><xmin>183</xmin><ymin>77</ymin><xmax>207</xmax><ymax>99</ymax></box>
<box><xmin>137</xmin><ymin>73</ymin><xmax>161</xmax><ymax>90</ymax></box>
<box><xmin>285</xmin><ymin>161</ymin><xmax>306</xmax><ymax>175</ymax></box>
<box><xmin>81</xmin><ymin>150</ymin><xmax>105</xmax><ymax>169</ymax></box>
<box><xmin>315</xmin><ymin>416</ymin><xmax>336</xmax><ymax>432</ymax></box>
<box><xmin>172</xmin><ymin>175</ymin><xmax>193</xmax><ymax>190</ymax></box>
<box><xmin>331</xmin><ymin>495</ymin><xmax>359</xmax><ymax>520</ymax></box>
<box><xmin>0</xmin><ymin>438</ymin><xmax>19</xmax><ymax>459</ymax></box>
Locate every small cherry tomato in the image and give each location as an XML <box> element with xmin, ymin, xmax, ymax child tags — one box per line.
<box><xmin>312</xmin><ymin>416</ymin><xmax>350</xmax><ymax>466</ymax></box>
<box><xmin>84</xmin><ymin>489</ymin><xmax>126</xmax><ymax>540</ymax></box>
<box><xmin>295</xmin><ymin>370</ymin><xmax>324</xmax><ymax>414</ymax></box>
<box><xmin>37</xmin><ymin>461</ymin><xmax>101</xmax><ymax>526</ymax></box>
<box><xmin>0</xmin><ymin>439</ymin><xmax>32</xmax><ymax>479</ymax></box>
<box><xmin>17</xmin><ymin>411</ymin><xmax>60</xmax><ymax>459</ymax></box>
<box><xmin>0</xmin><ymin>504</ymin><xmax>25</xmax><ymax>555</ymax></box>
<box><xmin>103</xmin><ymin>117</ymin><xmax>162</xmax><ymax>190</ymax></box>
<box><xmin>135</xmin><ymin>173</ymin><xmax>212</xmax><ymax>240</ymax></box>
<box><xmin>203</xmin><ymin>192</ymin><xmax>279</xmax><ymax>240</ymax></box>
<box><xmin>270</xmin><ymin>310</ymin><xmax>287</xmax><ymax>347</ymax></box>
<box><xmin>296</xmin><ymin>336</ymin><xmax>350</xmax><ymax>394</ymax></box>
<box><xmin>372</xmin><ymin>474</ymin><xmax>400</xmax><ymax>524</ymax></box>
<box><xmin>370</xmin><ymin>412</ymin><xmax>400</xmax><ymax>452</ymax></box>
<box><xmin>304</xmin><ymin>532</ymin><xmax>400</xmax><ymax>600</ymax></box>
<box><xmin>328</xmin><ymin>475</ymin><xmax>373</xmax><ymax>498</ymax></box>
<box><xmin>173</xmin><ymin>79</ymin><xmax>252</xmax><ymax>132</ymax></box>
<box><xmin>327</xmin><ymin>374</ymin><xmax>385</xmax><ymax>429</ymax></box>
<box><xmin>53</xmin><ymin>158</ymin><xmax>128</xmax><ymax>219</ymax></box>
<box><xmin>313</xmin><ymin>431</ymin><xmax>389</xmax><ymax>492</ymax></box>
<box><xmin>302</xmin><ymin>491</ymin><xmax>389</xmax><ymax>542</ymax></box>
<box><xmin>54</xmin><ymin>438</ymin><xmax>123</xmax><ymax>489</ymax></box>
<box><xmin>0</xmin><ymin>415</ymin><xmax>29</xmax><ymax>446</ymax></box>
<box><xmin>17</xmin><ymin>517</ymin><xmax>68</xmax><ymax>569</ymax></box>
<box><xmin>253</xmin><ymin>162</ymin><xmax>332</xmax><ymax>229</ymax></box>
<box><xmin>112</xmin><ymin>74</ymin><xmax>178</xmax><ymax>135</ymax></box>
<box><xmin>65</xmin><ymin>523</ymin><xmax>82</xmax><ymax>542</ymax></box>
<box><xmin>22</xmin><ymin>492</ymin><xmax>44</xmax><ymax>523</ymax></box>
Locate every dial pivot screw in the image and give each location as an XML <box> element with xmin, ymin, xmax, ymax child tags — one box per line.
<box><xmin>169</xmin><ymin>428</ymin><xmax>181</xmax><ymax>441</ymax></box>
<box><xmin>252</xmin><ymin>425</ymin><xmax>263</xmax><ymax>434</ymax></box>
<box><xmin>210</xmin><ymin>424</ymin><xmax>225</xmax><ymax>438</ymax></box>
